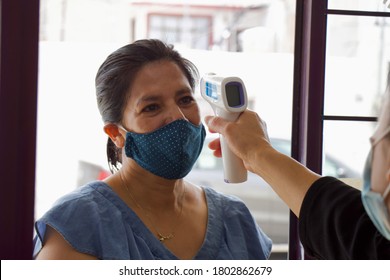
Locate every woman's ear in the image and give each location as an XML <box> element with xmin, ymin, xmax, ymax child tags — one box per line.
<box><xmin>104</xmin><ymin>124</ymin><xmax>125</xmax><ymax>148</ymax></box>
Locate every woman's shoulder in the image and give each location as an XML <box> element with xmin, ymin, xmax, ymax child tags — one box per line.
<box><xmin>34</xmin><ymin>181</ymin><xmax>131</xmax><ymax>259</ymax></box>
<box><xmin>48</xmin><ymin>181</ymin><xmax>117</xmax><ymax>209</ymax></box>
<box><xmin>202</xmin><ymin>186</ymin><xmax>252</xmax><ymax>218</ymax></box>
<box><xmin>203</xmin><ymin>186</ymin><xmax>247</xmax><ymax>206</ymax></box>
<box><xmin>38</xmin><ymin>180</ymin><xmax>127</xmax><ymax>228</ymax></box>
<box><xmin>201</xmin><ymin>186</ymin><xmax>272</xmax><ymax>259</ymax></box>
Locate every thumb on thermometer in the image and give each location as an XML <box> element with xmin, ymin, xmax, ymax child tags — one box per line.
<box><xmin>204</xmin><ymin>115</ymin><xmax>235</xmax><ymax>158</ymax></box>
<box><xmin>204</xmin><ymin>115</ymin><xmax>229</xmax><ymax>134</ymax></box>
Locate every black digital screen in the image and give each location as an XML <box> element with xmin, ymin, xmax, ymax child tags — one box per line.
<box><xmin>225</xmin><ymin>84</ymin><xmax>242</xmax><ymax>107</ymax></box>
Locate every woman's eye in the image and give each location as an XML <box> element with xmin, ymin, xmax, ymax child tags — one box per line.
<box><xmin>179</xmin><ymin>96</ymin><xmax>195</xmax><ymax>105</ymax></box>
<box><xmin>142</xmin><ymin>104</ymin><xmax>159</xmax><ymax>112</ymax></box>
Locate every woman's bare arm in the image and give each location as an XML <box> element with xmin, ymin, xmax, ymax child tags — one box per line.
<box><xmin>35</xmin><ymin>225</ymin><xmax>97</xmax><ymax>260</ymax></box>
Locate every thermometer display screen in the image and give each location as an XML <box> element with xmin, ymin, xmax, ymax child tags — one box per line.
<box><xmin>225</xmin><ymin>83</ymin><xmax>243</xmax><ymax>107</ymax></box>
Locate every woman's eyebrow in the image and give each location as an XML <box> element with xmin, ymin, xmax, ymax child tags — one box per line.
<box><xmin>136</xmin><ymin>95</ymin><xmax>160</xmax><ymax>107</ymax></box>
<box><xmin>136</xmin><ymin>87</ymin><xmax>193</xmax><ymax>107</ymax></box>
<box><xmin>176</xmin><ymin>87</ymin><xmax>193</xmax><ymax>96</ymax></box>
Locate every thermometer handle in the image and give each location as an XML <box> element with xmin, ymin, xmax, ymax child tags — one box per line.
<box><xmin>216</xmin><ymin>109</ymin><xmax>247</xmax><ymax>183</ymax></box>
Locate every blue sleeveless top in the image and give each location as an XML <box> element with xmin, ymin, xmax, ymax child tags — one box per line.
<box><xmin>33</xmin><ymin>181</ymin><xmax>272</xmax><ymax>259</ymax></box>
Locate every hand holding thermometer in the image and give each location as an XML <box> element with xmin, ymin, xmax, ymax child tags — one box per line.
<box><xmin>200</xmin><ymin>73</ymin><xmax>248</xmax><ymax>183</ymax></box>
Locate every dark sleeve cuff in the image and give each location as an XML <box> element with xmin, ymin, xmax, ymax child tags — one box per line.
<box><xmin>298</xmin><ymin>177</ymin><xmax>362</xmax><ymax>259</ymax></box>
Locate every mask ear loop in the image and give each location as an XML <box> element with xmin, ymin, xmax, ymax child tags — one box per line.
<box><xmin>383</xmin><ymin>183</ymin><xmax>390</xmax><ymax>200</ymax></box>
<box><xmin>372</xmin><ymin>126</ymin><xmax>390</xmax><ymax>146</ymax></box>
<box><xmin>117</xmin><ymin>124</ymin><xmax>130</xmax><ymax>134</ymax></box>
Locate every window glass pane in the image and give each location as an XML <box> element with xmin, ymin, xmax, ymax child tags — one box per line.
<box><xmin>324</xmin><ymin>15</ymin><xmax>390</xmax><ymax>117</ymax></box>
<box><xmin>322</xmin><ymin>120</ymin><xmax>377</xmax><ymax>183</ymax></box>
<box><xmin>37</xmin><ymin>0</ymin><xmax>297</xmax><ymax>259</ymax></box>
<box><xmin>149</xmin><ymin>15</ymin><xmax>211</xmax><ymax>49</ymax></box>
<box><xmin>328</xmin><ymin>0</ymin><xmax>390</xmax><ymax>12</ymax></box>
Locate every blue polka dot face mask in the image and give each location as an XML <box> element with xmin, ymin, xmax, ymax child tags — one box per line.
<box><xmin>361</xmin><ymin>126</ymin><xmax>390</xmax><ymax>240</ymax></box>
<box><xmin>122</xmin><ymin>119</ymin><xmax>206</xmax><ymax>180</ymax></box>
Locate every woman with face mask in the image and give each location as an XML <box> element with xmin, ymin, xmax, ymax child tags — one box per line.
<box><xmin>33</xmin><ymin>39</ymin><xmax>272</xmax><ymax>260</ymax></box>
<box><xmin>205</xmin><ymin>85</ymin><xmax>390</xmax><ymax>259</ymax></box>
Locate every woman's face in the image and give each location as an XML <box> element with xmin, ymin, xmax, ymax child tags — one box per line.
<box><xmin>121</xmin><ymin>60</ymin><xmax>200</xmax><ymax>133</ymax></box>
<box><xmin>370</xmin><ymin>95</ymin><xmax>390</xmax><ymax>207</ymax></box>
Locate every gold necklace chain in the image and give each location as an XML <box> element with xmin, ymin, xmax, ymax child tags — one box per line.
<box><xmin>119</xmin><ymin>173</ymin><xmax>186</xmax><ymax>243</ymax></box>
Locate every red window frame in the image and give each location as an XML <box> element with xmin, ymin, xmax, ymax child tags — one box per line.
<box><xmin>0</xmin><ymin>0</ymin><xmax>39</xmax><ymax>259</ymax></box>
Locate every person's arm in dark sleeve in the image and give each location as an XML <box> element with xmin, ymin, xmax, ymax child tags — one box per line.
<box><xmin>299</xmin><ymin>176</ymin><xmax>390</xmax><ymax>259</ymax></box>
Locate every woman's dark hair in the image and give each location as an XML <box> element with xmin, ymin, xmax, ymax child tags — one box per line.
<box><xmin>95</xmin><ymin>39</ymin><xmax>199</xmax><ymax>173</ymax></box>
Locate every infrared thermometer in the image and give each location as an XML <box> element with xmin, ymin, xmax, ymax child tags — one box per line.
<box><xmin>200</xmin><ymin>73</ymin><xmax>248</xmax><ymax>183</ymax></box>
